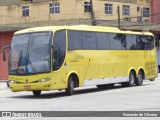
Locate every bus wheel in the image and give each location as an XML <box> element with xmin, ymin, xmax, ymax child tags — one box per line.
<box><xmin>32</xmin><ymin>91</ymin><xmax>41</xmax><ymax>96</ymax></box>
<box><xmin>128</xmin><ymin>71</ymin><xmax>136</xmax><ymax>87</ymax></box>
<box><xmin>122</xmin><ymin>71</ymin><xmax>135</xmax><ymax>87</ymax></box>
<box><xmin>135</xmin><ymin>71</ymin><xmax>144</xmax><ymax>86</ymax></box>
<box><xmin>65</xmin><ymin>76</ymin><xmax>74</xmax><ymax>96</ymax></box>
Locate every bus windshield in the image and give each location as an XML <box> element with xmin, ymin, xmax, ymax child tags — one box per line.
<box><xmin>9</xmin><ymin>32</ymin><xmax>52</xmax><ymax>75</ymax></box>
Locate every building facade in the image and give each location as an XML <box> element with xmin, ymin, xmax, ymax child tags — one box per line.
<box><xmin>0</xmin><ymin>32</ymin><xmax>14</xmax><ymax>80</ymax></box>
<box><xmin>0</xmin><ymin>0</ymin><xmax>151</xmax><ymax>25</ymax></box>
<box><xmin>151</xmin><ymin>0</ymin><xmax>160</xmax><ymax>23</ymax></box>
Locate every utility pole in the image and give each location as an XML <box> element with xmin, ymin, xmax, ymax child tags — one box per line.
<box><xmin>141</xmin><ymin>8</ymin><xmax>144</xmax><ymax>31</ymax></box>
<box><xmin>141</xmin><ymin>8</ymin><xmax>143</xmax><ymax>22</ymax></box>
<box><xmin>117</xmin><ymin>5</ymin><xmax>120</xmax><ymax>29</ymax></box>
<box><xmin>90</xmin><ymin>0</ymin><xmax>96</xmax><ymax>26</ymax></box>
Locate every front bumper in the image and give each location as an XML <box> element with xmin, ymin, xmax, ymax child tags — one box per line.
<box><xmin>9</xmin><ymin>81</ymin><xmax>52</xmax><ymax>92</ymax></box>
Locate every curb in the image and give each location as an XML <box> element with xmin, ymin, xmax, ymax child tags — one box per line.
<box><xmin>0</xmin><ymin>80</ymin><xmax>9</xmax><ymax>88</ymax></box>
<box><xmin>0</xmin><ymin>80</ymin><xmax>9</xmax><ymax>82</ymax></box>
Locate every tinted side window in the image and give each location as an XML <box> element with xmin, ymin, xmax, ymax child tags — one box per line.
<box><xmin>136</xmin><ymin>35</ymin><xmax>143</xmax><ymax>50</ymax></box>
<box><xmin>68</xmin><ymin>31</ymin><xmax>83</xmax><ymax>51</ymax></box>
<box><xmin>121</xmin><ymin>34</ymin><xmax>127</xmax><ymax>49</ymax></box>
<box><xmin>53</xmin><ymin>30</ymin><xmax>66</xmax><ymax>70</ymax></box>
<box><xmin>82</xmin><ymin>32</ymin><xmax>97</xmax><ymax>50</ymax></box>
<box><xmin>110</xmin><ymin>33</ymin><xmax>126</xmax><ymax>50</ymax></box>
<box><xmin>126</xmin><ymin>35</ymin><xmax>137</xmax><ymax>50</ymax></box>
<box><xmin>96</xmin><ymin>32</ymin><xmax>110</xmax><ymax>50</ymax></box>
<box><xmin>142</xmin><ymin>36</ymin><xmax>154</xmax><ymax>50</ymax></box>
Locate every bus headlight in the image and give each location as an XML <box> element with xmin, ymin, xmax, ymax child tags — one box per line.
<box><xmin>9</xmin><ymin>80</ymin><xmax>17</xmax><ymax>84</ymax></box>
<box><xmin>38</xmin><ymin>78</ymin><xmax>51</xmax><ymax>82</ymax></box>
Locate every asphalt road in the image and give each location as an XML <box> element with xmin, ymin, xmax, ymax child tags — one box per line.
<box><xmin>0</xmin><ymin>76</ymin><xmax>160</xmax><ymax>119</ymax></box>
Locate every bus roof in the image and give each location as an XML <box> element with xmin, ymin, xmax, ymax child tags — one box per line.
<box><xmin>14</xmin><ymin>25</ymin><xmax>153</xmax><ymax>36</ymax></box>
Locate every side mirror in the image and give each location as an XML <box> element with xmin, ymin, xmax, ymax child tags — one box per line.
<box><xmin>3</xmin><ymin>46</ymin><xmax>11</xmax><ymax>62</ymax></box>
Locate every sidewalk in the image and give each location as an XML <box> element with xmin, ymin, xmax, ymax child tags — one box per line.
<box><xmin>0</xmin><ymin>80</ymin><xmax>8</xmax><ymax>90</ymax></box>
<box><xmin>0</xmin><ymin>79</ymin><xmax>8</xmax><ymax>82</ymax></box>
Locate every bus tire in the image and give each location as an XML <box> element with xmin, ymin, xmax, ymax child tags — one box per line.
<box><xmin>65</xmin><ymin>76</ymin><xmax>74</xmax><ymax>96</ymax></box>
<box><xmin>32</xmin><ymin>91</ymin><xmax>41</xmax><ymax>96</ymax></box>
<box><xmin>122</xmin><ymin>71</ymin><xmax>135</xmax><ymax>87</ymax></box>
<box><xmin>135</xmin><ymin>70</ymin><xmax>144</xmax><ymax>86</ymax></box>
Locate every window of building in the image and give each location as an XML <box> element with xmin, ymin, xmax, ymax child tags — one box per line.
<box><xmin>50</xmin><ymin>3</ymin><xmax>60</xmax><ymax>14</ymax></box>
<box><xmin>143</xmin><ymin>8</ymin><xmax>150</xmax><ymax>17</ymax></box>
<box><xmin>84</xmin><ymin>2</ymin><xmax>91</xmax><ymax>13</ymax></box>
<box><xmin>22</xmin><ymin>6</ymin><xmax>29</xmax><ymax>16</ymax></box>
<box><xmin>123</xmin><ymin>5</ymin><xmax>130</xmax><ymax>16</ymax></box>
<box><xmin>137</xmin><ymin>7</ymin><xmax>140</xmax><ymax>12</ymax></box>
<box><xmin>105</xmin><ymin>4</ymin><xmax>113</xmax><ymax>15</ymax></box>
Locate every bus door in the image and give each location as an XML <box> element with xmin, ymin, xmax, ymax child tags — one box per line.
<box><xmin>52</xmin><ymin>30</ymin><xmax>66</xmax><ymax>89</ymax></box>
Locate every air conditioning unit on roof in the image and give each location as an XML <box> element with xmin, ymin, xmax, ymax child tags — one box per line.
<box><xmin>137</xmin><ymin>16</ymin><xmax>142</xmax><ymax>22</ymax></box>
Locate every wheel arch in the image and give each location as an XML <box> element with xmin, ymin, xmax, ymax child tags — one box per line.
<box><xmin>128</xmin><ymin>68</ymin><xmax>136</xmax><ymax>77</ymax></box>
<box><xmin>66</xmin><ymin>71</ymin><xmax>80</xmax><ymax>88</ymax></box>
<box><xmin>137</xmin><ymin>68</ymin><xmax>145</xmax><ymax>79</ymax></box>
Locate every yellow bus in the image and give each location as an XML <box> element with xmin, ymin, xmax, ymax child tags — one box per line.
<box><xmin>3</xmin><ymin>25</ymin><xmax>157</xmax><ymax>96</ymax></box>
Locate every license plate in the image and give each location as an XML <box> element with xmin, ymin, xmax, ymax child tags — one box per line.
<box><xmin>24</xmin><ymin>86</ymin><xmax>31</xmax><ymax>89</ymax></box>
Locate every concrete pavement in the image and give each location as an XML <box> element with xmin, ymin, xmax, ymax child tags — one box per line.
<box><xmin>0</xmin><ymin>76</ymin><xmax>160</xmax><ymax>119</ymax></box>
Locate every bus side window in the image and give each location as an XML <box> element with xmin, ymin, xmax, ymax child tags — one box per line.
<box><xmin>68</xmin><ymin>31</ymin><xmax>83</xmax><ymax>51</ymax></box>
<box><xmin>53</xmin><ymin>44</ymin><xmax>60</xmax><ymax>66</ymax></box>
<box><xmin>82</xmin><ymin>32</ymin><xmax>97</xmax><ymax>50</ymax></box>
<box><xmin>136</xmin><ymin>35</ymin><xmax>143</xmax><ymax>50</ymax></box>
<box><xmin>142</xmin><ymin>36</ymin><xmax>154</xmax><ymax>50</ymax></box>
<box><xmin>110</xmin><ymin>33</ymin><xmax>123</xmax><ymax>50</ymax></box>
<box><xmin>96</xmin><ymin>32</ymin><xmax>110</xmax><ymax>50</ymax></box>
<box><xmin>124</xmin><ymin>34</ymin><xmax>142</xmax><ymax>50</ymax></box>
<box><xmin>52</xmin><ymin>30</ymin><xmax>66</xmax><ymax>71</ymax></box>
